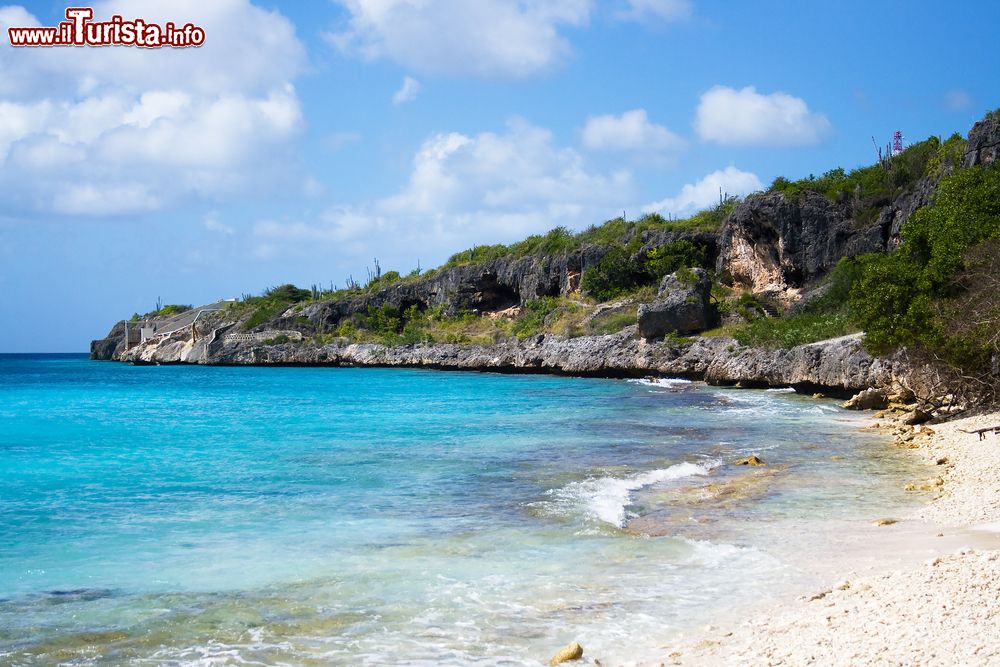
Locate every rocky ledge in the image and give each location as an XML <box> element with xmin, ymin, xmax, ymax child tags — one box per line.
<box><xmin>101</xmin><ymin>327</ymin><xmax>894</xmax><ymax>398</ymax></box>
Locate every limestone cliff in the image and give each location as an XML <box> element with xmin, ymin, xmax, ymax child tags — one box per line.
<box><xmin>106</xmin><ymin>325</ymin><xmax>892</xmax><ymax>397</ymax></box>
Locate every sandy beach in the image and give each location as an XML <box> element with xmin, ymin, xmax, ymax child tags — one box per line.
<box><xmin>663</xmin><ymin>410</ymin><xmax>1000</xmax><ymax>666</ymax></box>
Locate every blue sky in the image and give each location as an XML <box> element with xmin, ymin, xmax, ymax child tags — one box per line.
<box><xmin>0</xmin><ymin>0</ymin><xmax>996</xmax><ymax>352</ymax></box>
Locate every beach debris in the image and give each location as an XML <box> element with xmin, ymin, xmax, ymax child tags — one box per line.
<box><xmin>830</xmin><ymin>455</ymin><xmax>844</xmax><ymax>461</ymax></box>
<box><xmin>812</xmin><ymin>392</ymin><xmax>826</xmax><ymax>399</ymax></box>
<box><xmin>841</xmin><ymin>388</ymin><xmax>888</xmax><ymax>411</ymax></box>
<box><xmin>833</xmin><ymin>580</ymin><xmax>851</xmax><ymax>591</ymax></box>
<box><xmin>805</xmin><ymin>590</ymin><xmax>829</xmax><ymax>601</ymax></box>
<box><xmin>936</xmin><ymin>457</ymin><xmax>949</xmax><ymax>466</ymax></box>
<box><xmin>733</xmin><ymin>455</ymin><xmax>765</xmax><ymax>466</ymax></box>
<box><xmin>873</xmin><ymin>518</ymin><xmax>899</xmax><ymax>526</ymax></box>
<box><xmin>548</xmin><ymin>641</ymin><xmax>584</xmax><ymax>665</ymax></box>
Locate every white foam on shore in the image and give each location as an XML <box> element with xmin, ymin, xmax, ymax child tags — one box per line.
<box><xmin>628</xmin><ymin>377</ymin><xmax>693</xmax><ymax>389</ymax></box>
<box><xmin>544</xmin><ymin>462</ymin><xmax>715</xmax><ymax>528</ymax></box>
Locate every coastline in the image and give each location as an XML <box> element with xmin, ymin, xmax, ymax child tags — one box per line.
<box><xmin>663</xmin><ymin>410</ymin><xmax>1000</xmax><ymax>666</ymax></box>
<box><xmin>94</xmin><ymin>328</ymin><xmax>894</xmax><ymax>399</ymax></box>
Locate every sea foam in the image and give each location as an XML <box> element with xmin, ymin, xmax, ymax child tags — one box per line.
<box><xmin>544</xmin><ymin>461</ymin><xmax>714</xmax><ymax>528</ymax></box>
<box><xmin>628</xmin><ymin>377</ymin><xmax>692</xmax><ymax>389</ymax></box>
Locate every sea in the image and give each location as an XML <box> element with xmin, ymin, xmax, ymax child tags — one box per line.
<box><xmin>0</xmin><ymin>353</ymin><xmax>923</xmax><ymax>665</ymax></box>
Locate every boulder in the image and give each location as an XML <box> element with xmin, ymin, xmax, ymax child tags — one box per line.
<box><xmin>841</xmin><ymin>388</ymin><xmax>888</xmax><ymax>410</ymax></box>
<box><xmin>901</xmin><ymin>408</ymin><xmax>933</xmax><ymax>425</ymax></box>
<box><xmin>637</xmin><ymin>268</ymin><xmax>714</xmax><ymax>339</ymax></box>
<box><xmin>887</xmin><ymin>388</ymin><xmax>916</xmax><ymax>404</ymax></box>
<box><xmin>548</xmin><ymin>642</ymin><xmax>584</xmax><ymax>665</ymax></box>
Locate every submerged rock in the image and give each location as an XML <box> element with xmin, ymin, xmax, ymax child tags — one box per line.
<box><xmin>734</xmin><ymin>455</ymin><xmax>765</xmax><ymax>466</ymax></box>
<box><xmin>549</xmin><ymin>641</ymin><xmax>584</xmax><ymax>665</ymax></box>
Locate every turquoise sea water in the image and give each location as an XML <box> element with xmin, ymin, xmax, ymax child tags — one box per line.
<box><xmin>0</xmin><ymin>354</ymin><xmax>921</xmax><ymax>665</ymax></box>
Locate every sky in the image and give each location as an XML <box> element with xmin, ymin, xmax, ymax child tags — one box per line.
<box><xmin>0</xmin><ymin>0</ymin><xmax>997</xmax><ymax>352</ymax></box>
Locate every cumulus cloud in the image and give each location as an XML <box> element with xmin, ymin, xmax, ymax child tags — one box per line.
<box><xmin>643</xmin><ymin>166</ymin><xmax>762</xmax><ymax>217</ymax></box>
<box><xmin>0</xmin><ymin>0</ymin><xmax>306</xmax><ymax>216</ymax></box>
<box><xmin>695</xmin><ymin>85</ymin><xmax>831</xmax><ymax>146</ymax></box>
<box><xmin>254</xmin><ymin>118</ymin><xmax>633</xmax><ymax>263</ymax></box>
<box><xmin>325</xmin><ymin>0</ymin><xmax>592</xmax><ymax>77</ymax></box>
<box><xmin>392</xmin><ymin>76</ymin><xmax>421</xmax><ymax>105</ymax></box>
<box><xmin>617</xmin><ymin>0</ymin><xmax>692</xmax><ymax>22</ymax></box>
<box><xmin>581</xmin><ymin>108</ymin><xmax>684</xmax><ymax>154</ymax></box>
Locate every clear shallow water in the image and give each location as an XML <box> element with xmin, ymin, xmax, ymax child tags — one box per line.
<box><xmin>0</xmin><ymin>355</ymin><xmax>921</xmax><ymax>665</ymax></box>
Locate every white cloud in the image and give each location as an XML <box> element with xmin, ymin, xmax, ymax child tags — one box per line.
<box><xmin>581</xmin><ymin>108</ymin><xmax>684</xmax><ymax>154</ymax></box>
<box><xmin>392</xmin><ymin>76</ymin><xmax>421</xmax><ymax>105</ymax></box>
<box><xmin>943</xmin><ymin>89</ymin><xmax>973</xmax><ymax>112</ymax></box>
<box><xmin>618</xmin><ymin>0</ymin><xmax>692</xmax><ymax>22</ymax></box>
<box><xmin>203</xmin><ymin>213</ymin><xmax>235</xmax><ymax>235</ymax></box>
<box><xmin>326</xmin><ymin>0</ymin><xmax>592</xmax><ymax>77</ymax></box>
<box><xmin>643</xmin><ymin>166</ymin><xmax>762</xmax><ymax>216</ymax></box>
<box><xmin>694</xmin><ymin>85</ymin><xmax>831</xmax><ymax>146</ymax></box>
<box><xmin>0</xmin><ymin>0</ymin><xmax>306</xmax><ymax>216</ymax></box>
<box><xmin>254</xmin><ymin>118</ymin><xmax>632</xmax><ymax>263</ymax></box>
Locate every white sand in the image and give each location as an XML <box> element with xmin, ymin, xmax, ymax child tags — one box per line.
<box><xmin>661</xmin><ymin>411</ymin><xmax>1000</xmax><ymax>667</ymax></box>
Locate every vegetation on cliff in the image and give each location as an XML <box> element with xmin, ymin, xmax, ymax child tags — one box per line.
<box><xmin>851</xmin><ymin>163</ymin><xmax>1000</xmax><ymax>394</ymax></box>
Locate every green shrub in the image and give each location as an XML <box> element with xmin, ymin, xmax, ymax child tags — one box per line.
<box><xmin>245</xmin><ymin>301</ymin><xmax>290</xmax><ymax>329</ymax></box>
<box><xmin>511</xmin><ymin>297</ymin><xmax>557</xmax><ymax>339</ymax></box>
<box><xmin>645</xmin><ymin>240</ymin><xmax>707</xmax><ymax>279</ymax></box>
<box><xmin>581</xmin><ymin>247</ymin><xmax>646</xmax><ymax>301</ymax></box>
<box><xmin>263</xmin><ymin>284</ymin><xmax>312</xmax><ymax>303</ymax></box>
<box><xmin>851</xmin><ymin>165</ymin><xmax>1000</xmax><ymax>361</ymax></box>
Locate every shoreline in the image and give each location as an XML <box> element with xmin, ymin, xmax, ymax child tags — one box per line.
<box><xmin>93</xmin><ymin>329</ymin><xmax>893</xmax><ymax>400</ymax></box>
<box><xmin>662</xmin><ymin>410</ymin><xmax>1000</xmax><ymax>666</ymax></box>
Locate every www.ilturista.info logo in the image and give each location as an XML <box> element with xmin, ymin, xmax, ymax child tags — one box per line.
<box><xmin>7</xmin><ymin>7</ymin><xmax>205</xmax><ymax>48</ymax></box>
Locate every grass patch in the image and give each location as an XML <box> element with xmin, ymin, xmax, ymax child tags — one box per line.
<box><xmin>731</xmin><ymin>311</ymin><xmax>857</xmax><ymax>349</ymax></box>
<box><xmin>586</xmin><ymin>309</ymin><xmax>636</xmax><ymax>335</ymax></box>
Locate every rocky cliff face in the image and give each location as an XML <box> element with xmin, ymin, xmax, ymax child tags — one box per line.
<box><xmin>716</xmin><ymin>192</ymin><xmax>892</xmax><ymax>293</ymax></box>
<box><xmin>963</xmin><ymin>112</ymin><xmax>1000</xmax><ymax>168</ymax></box>
<box><xmin>235</xmin><ymin>229</ymin><xmax>717</xmax><ymax>336</ymax></box>
<box><xmin>104</xmin><ymin>325</ymin><xmax>892</xmax><ymax>396</ymax></box>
